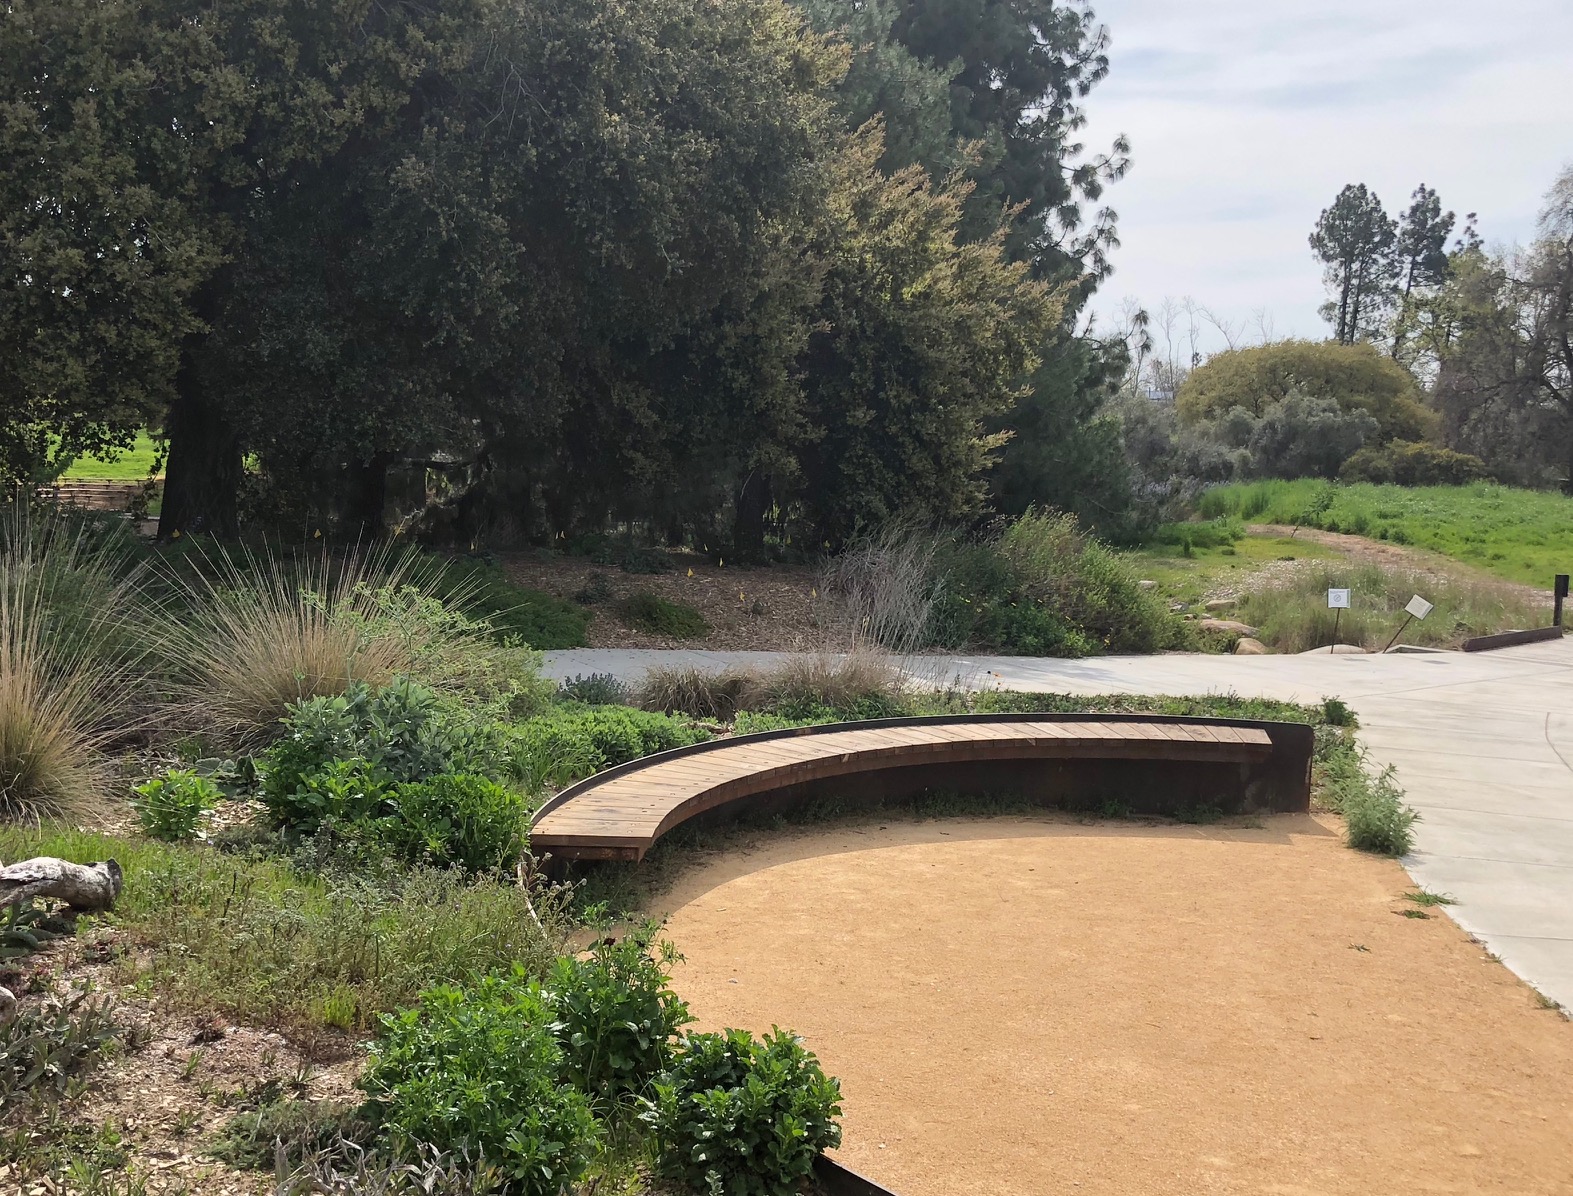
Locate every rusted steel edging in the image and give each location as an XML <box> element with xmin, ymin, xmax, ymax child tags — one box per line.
<box><xmin>814</xmin><ymin>1154</ymin><xmax>903</xmax><ymax>1195</ymax></box>
<box><xmin>1462</xmin><ymin>626</ymin><xmax>1565</xmax><ymax>652</ymax></box>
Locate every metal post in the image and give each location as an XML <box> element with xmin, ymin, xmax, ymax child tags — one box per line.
<box><xmin>1382</xmin><ymin>613</ymin><xmax>1416</xmax><ymax>654</ymax></box>
<box><xmin>1555</xmin><ymin>574</ymin><xmax>1569</xmax><ymax>627</ymax></box>
<box><xmin>1330</xmin><ymin>608</ymin><xmax>1341</xmax><ymax>653</ymax></box>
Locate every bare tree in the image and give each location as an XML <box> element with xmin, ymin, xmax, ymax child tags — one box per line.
<box><xmin>1195</xmin><ymin>303</ymin><xmax>1244</xmax><ymax>351</ymax></box>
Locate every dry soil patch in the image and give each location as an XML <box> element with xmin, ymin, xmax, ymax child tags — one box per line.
<box><xmin>499</xmin><ymin>552</ymin><xmax>822</xmax><ymax>650</ymax></box>
<box><xmin>653</xmin><ymin>813</ymin><xmax>1573</xmax><ymax>1196</ymax></box>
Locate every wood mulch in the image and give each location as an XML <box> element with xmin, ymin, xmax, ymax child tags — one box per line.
<box><xmin>497</xmin><ymin>550</ymin><xmax>831</xmax><ymax>651</ymax></box>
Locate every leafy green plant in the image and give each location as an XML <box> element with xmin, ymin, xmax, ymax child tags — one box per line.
<box><xmin>1342</xmin><ymin>765</ymin><xmax>1417</xmax><ymax>856</ymax></box>
<box><xmin>546</xmin><ymin>927</ymin><xmax>691</xmax><ymax>1101</ymax></box>
<box><xmin>265</xmin><ymin>758</ymin><xmax>393</xmax><ymax>836</ymax></box>
<box><xmin>644</xmin><ymin>1027</ymin><xmax>842</xmax><ymax>1196</ymax></box>
<box><xmin>130</xmin><ymin>769</ymin><xmax>222</xmax><ymax>842</ymax></box>
<box><xmin>615</xmin><ymin>592</ymin><xmax>708</xmax><ymax>639</ymax></box>
<box><xmin>360</xmin><ymin>970</ymin><xmax>597</xmax><ymax>1195</ymax></box>
<box><xmin>261</xmin><ymin>679</ymin><xmax>503</xmax><ymax>832</ymax></box>
<box><xmin>1</xmin><ymin>899</ymin><xmax>73</xmax><ymax>961</ymax></box>
<box><xmin>378</xmin><ymin>775</ymin><xmax>529</xmax><ymax>873</ymax></box>
<box><xmin>0</xmin><ymin>985</ymin><xmax>119</xmax><ymax>1103</ymax></box>
<box><xmin>1316</xmin><ymin>732</ymin><xmax>1418</xmax><ymax>856</ymax></box>
<box><xmin>509</xmin><ymin>707</ymin><xmax>708</xmax><ymax>791</ymax></box>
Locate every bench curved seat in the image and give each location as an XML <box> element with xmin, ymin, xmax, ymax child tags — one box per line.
<box><xmin>529</xmin><ymin>713</ymin><xmax>1311</xmax><ymax>863</ymax></box>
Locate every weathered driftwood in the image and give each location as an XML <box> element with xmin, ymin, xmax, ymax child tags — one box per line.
<box><xmin>0</xmin><ymin>858</ymin><xmax>122</xmax><ymax>1027</ymax></box>
<box><xmin>0</xmin><ymin>858</ymin><xmax>122</xmax><ymax>911</ymax></box>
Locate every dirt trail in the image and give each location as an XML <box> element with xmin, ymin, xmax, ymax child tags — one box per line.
<box><xmin>1248</xmin><ymin>523</ymin><xmax>1551</xmax><ymax>599</ymax></box>
<box><xmin>655</xmin><ymin>813</ymin><xmax>1573</xmax><ymax>1196</ymax></box>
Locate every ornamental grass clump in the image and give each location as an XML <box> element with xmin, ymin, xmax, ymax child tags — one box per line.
<box><xmin>163</xmin><ymin>545</ymin><xmax>550</xmax><ymax>749</ymax></box>
<box><xmin>0</xmin><ymin>506</ymin><xmax>146</xmax><ymax>823</ymax></box>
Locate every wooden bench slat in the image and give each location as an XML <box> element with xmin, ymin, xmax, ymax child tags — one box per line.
<box><xmin>530</xmin><ymin>716</ymin><xmax>1286</xmax><ymax>861</ymax></box>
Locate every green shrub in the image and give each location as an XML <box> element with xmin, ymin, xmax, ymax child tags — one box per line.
<box><xmin>379</xmin><ymin>775</ymin><xmax>528</xmax><ymax>873</ymax></box>
<box><xmin>261</xmin><ymin>679</ymin><xmax>503</xmax><ymax>832</ymax></box>
<box><xmin>509</xmin><ymin>707</ymin><xmax>708</xmax><ymax>791</ymax></box>
<box><xmin>557</xmin><ymin>673</ymin><xmax>631</xmax><ymax>706</ymax></box>
<box><xmin>1342</xmin><ymin>766</ymin><xmax>1417</xmax><ymax>856</ymax></box>
<box><xmin>546</xmin><ymin>927</ymin><xmax>691</xmax><ymax>1101</ymax></box>
<box><xmin>360</xmin><ymin>970</ymin><xmax>598</xmax><ymax>1195</ymax></box>
<box><xmin>1</xmin><ymin>505</ymin><xmax>145</xmax><ymax>823</ymax></box>
<box><xmin>1150</xmin><ymin>518</ymin><xmax>1245</xmax><ymax>550</ymax></box>
<box><xmin>1338</xmin><ymin>440</ymin><xmax>1489</xmax><ymax>486</ymax></box>
<box><xmin>131</xmin><ymin>769</ymin><xmax>222</xmax><ymax>842</ymax></box>
<box><xmin>271</xmin><ymin>758</ymin><xmax>393</xmax><ymax>837</ymax></box>
<box><xmin>615</xmin><ymin>592</ymin><xmax>708</xmax><ymax>639</ymax></box>
<box><xmin>927</xmin><ymin>512</ymin><xmax>1187</xmax><ymax>656</ymax></box>
<box><xmin>429</xmin><ymin>556</ymin><xmax>589</xmax><ymax>650</ymax></box>
<box><xmin>1316</xmin><ymin>732</ymin><xmax>1418</xmax><ymax>855</ymax></box>
<box><xmin>645</xmin><ymin>1027</ymin><xmax>843</xmax><ymax>1196</ymax></box>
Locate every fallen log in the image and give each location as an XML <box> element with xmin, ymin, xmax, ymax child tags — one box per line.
<box><xmin>0</xmin><ymin>858</ymin><xmax>122</xmax><ymax>1027</ymax></box>
<box><xmin>0</xmin><ymin>858</ymin><xmax>122</xmax><ymax>911</ymax></box>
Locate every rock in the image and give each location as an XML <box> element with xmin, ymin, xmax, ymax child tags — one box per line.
<box><xmin>1204</xmin><ymin>597</ymin><xmax>1237</xmax><ymax>611</ymax></box>
<box><xmin>1199</xmin><ymin>618</ymin><xmax>1260</xmax><ymax>637</ymax></box>
<box><xmin>1234</xmin><ymin>637</ymin><xmax>1269</xmax><ymax>655</ymax></box>
<box><xmin>1137</xmin><ymin>579</ymin><xmax>1157</xmax><ymax>590</ymax></box>
<box><xmin>1299</xmin><ymin>644</ymin><xmax>1369</xmax><ymax>655</ymax></box>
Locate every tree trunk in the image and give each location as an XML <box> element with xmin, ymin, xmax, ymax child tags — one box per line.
<box><xmin>159</xmin><ymin>371</ymin><xmax>242</xmax><ymax>538</ymax></box>
<box><xmin>732</xmin><ymin>471</ymin><xmax>771</xmax><ymax>563</ymax></box>
<box><xmin>343</xmin><ymin>451</ymin><xmax>393</xmax><ymax>538</ymax></box>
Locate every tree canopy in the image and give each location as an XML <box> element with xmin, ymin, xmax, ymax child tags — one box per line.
<box><xmin>1175</xmin><ymin>340</ymin><xmax>1434</xmax><ymax>444</ymax></box>
<box><xmin>1</xmin><ymin>0</ymin><xmax>1127</xmax><ymax>551</ymax></box>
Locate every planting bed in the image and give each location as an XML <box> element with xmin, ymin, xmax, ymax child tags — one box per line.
<box><xmin>655</xmin><ymin>812</ymin><xmax>1573</xmax><ymax>1196</ymax></box>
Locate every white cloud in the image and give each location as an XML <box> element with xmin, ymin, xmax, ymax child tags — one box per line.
<box><xmin>1078</xmin><ymin>0</ymin><xmax>1573</xmax><ymax>351</ymax></box>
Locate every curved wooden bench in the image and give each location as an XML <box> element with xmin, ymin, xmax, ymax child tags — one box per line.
<box><xmin>530</xmin><ymin>713</ymin><xmax>1313</xmax><ymax>863</ymax></box>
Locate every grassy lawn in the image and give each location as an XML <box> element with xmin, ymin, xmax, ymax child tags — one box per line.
<box><xmin>1121</xmin><ymin>531</ymin><xmax>1340</xmax><ymax>608</ymax></box>
<box><xmin>58</xmin><ymin>430</ymin><xmax>162</xmax><ymax>479</ymax></box>
<box><xmin>1198</xmin><ymin>480</ymin><xmax>1573</xmax><ymax>587</ymax></box>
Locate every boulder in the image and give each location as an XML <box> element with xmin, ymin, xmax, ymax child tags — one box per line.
<box><xmin>1137</xmin><ymin>579</ymin><xmax>1157</xmax><ymax>591</ymax></box>
<box><xmin>1234</xmin><ymin>637</ymin><xmax>1269</xmax><ymax>655</ymax></box>
<box><xmin>1299</xmin><ymin>643</ymin><xmax>1369</xmax><ymax>655</ymax></box>
<box><xmin>1199</xmin><ymin>618</ymin><xmax>1260</xmax><ymax>637</ymax></box>
<box><xmin>1204</xmin><ymin>597</ymin><xmax>1238</xmax><ymax>611</ymax></box>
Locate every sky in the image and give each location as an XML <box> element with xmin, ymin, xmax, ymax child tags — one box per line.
<box><xmin>1078</xmin><ymin>0</ymin><xmax>1573</xmax><ymax>356</ymax></box>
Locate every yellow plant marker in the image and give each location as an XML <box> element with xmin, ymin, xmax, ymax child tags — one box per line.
<box><xmin>687</xmin><ymin>568</ymin><xmax>694</xmax><ymax>578</ymax></box>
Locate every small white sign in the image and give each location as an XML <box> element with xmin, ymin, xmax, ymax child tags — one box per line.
<box><xmin>1327</xmin><ymin>588</ymin><xmax>1351</xmax><ymax>610</ymax></box>
<box><xmin>1405</xmin><ymin>594</ymin><xmax>1434</xmax><ymax>620</ymax></box>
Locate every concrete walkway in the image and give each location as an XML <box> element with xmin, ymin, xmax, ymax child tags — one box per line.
<box><xmin>544</xmin><ymin>638</ymin><xmax>1573</xmax><ymax>1009</ymax></box>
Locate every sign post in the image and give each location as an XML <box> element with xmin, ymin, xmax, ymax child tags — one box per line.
<box><xmin>1556</xmin><ymin>574</ymin><xmax>1569</xmax><ymax>627</ymax></box>
<box><xmin>1327</xmin><ymin>588</ymin><xmax>1350</xmax><ymax>652</ymax></box>
<box><xmin>1382</xmin><ymin>594</ymin><xmax>1434</xmax><ymax>653</ymax></box>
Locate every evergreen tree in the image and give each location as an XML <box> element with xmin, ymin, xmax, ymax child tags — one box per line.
<box><xmin>1310</xmin><ymin>184</ymin><xmax>1399</xmax><ymax>345</ymax></box>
